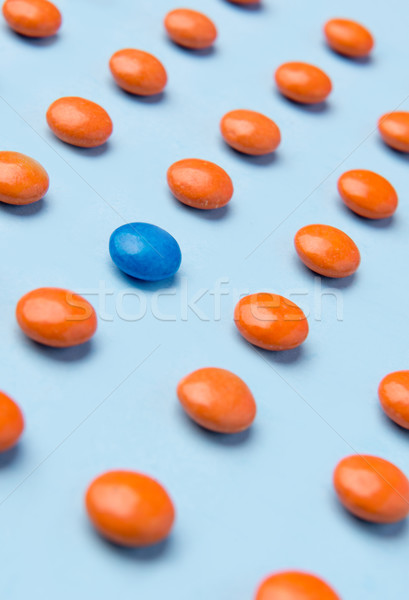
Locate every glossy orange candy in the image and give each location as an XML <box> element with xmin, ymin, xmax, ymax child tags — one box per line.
<box><xmin>338</xmin><ymin>169</ymin><xmax>398</xmax><ymax>219</ymax></box>
<box><xmin>85</xmin><ymin>470</ymin><xmax>175</xmax><ymax>547</ymax></box>
<box><xmin>378</xmin><ymin>112</ymin><xmax>409</xmax><ymax>153</ymax></box>
<box><xmin>46</xmin><ymin>97</ymin><xmax>113</xmax><ymax>148</ymax></box>
<box><xmin>294</xmin><ymin>224</ymin><xmax>360</xmax><ymax>278</ymax></box>
<box><xmin>255</xmin><ymin>571</ymin><xmax>340</xmax><ymax>600</ymax></box>
<box><xmin>164</xmin><ymin>9</ymin><xmax>217</xmax><ymax>50</ymax></box>
<box><xmin>2</xmin><ymin>0</ymin><xmax>61</xmax><ymax>37</ymax></box>
<box><xmin>167</xmin><ymin>158</ymin><xmax>233</xmax><ymax>210</ymax></box>
<box><xmin>0</xmin><ymin>391</ymin><xmax>24</xmax><ymax>452</ymax></box>
<box><xmin>275</xmin><ymin>62</ymin><xmax>332</xmax><ymax>104</ymax></box>
<box><xmin>220</xmin><ymin>109</ymin><xmax>281</xmax><ymax>156</ymax></box>
<box><xmin>177</xmin><ymin>367</ymin><xmax>256</xmax><ymax>433</ymax></box>
<box><xmin>324</xmin><ymin>18</ymin><xmax>374</xmax><ymax>58</ymax></box>
<box><xmin>333</xmin><ymin>454</ymin><xmax>409</xmax><ymax>523</ymax></box>
<box><xmin>234</xmin><ymin>293</ymin><xmax>308</xmax><ymax>351</ymax></box>
<box><xmin>16</xmin><ymin>287</ymin><xmax>97</xmax><ymax>348</ymax></box>
<box><xmin>378</xmin><ymin>371</ymin><xmax>409</xmax><ymax>429</ymax></box>
<box><xmin>109</xmin><ymin>49</ymin><xmax>167</xmax><ymax>96</ymax></box>
<box><xmin>0</xmin><ymin>151</ymin><xmax>49</xmax><ymax>205</ymax></box>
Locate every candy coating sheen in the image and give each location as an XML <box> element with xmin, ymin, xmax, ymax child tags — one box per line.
<box><xmin>324</xmin><ymin>18</ymin><xmax>374</xmax><ymax>57</ymax></box>
<box><xmin>46</xmin><ymin>97</ymin><xmax>113</xmax><ymax>148</ymax></box>
<box><xmin>234</xmin><ymin>293</ymin><xmax>308</xmax><ymax>351</ymax></box>
<box><xmin>16</xmin><ymin>287</ymin><xmax>97</xmax><ymax>348</ymax></box>
<box><xmin>337</xmin><ymin>169</ymin><xmax>398</xmax><ymax>219</ymax></box>
<box><xmin>220</xmin><ymin>109</ymin><xmax>281</xmax><ymax>155</ymax></box>
<box><xmin>333</xmin><ymin>455</ymin><xmax>409</xmax><ymax>523</ymax></box>
<box><xmin>294</xmin><ymin>224</ymin><xmax>360</xmax><ymax>278</ymax></box>
<box><xmin>0</xmin><ymin>151</ymin><xmax>49</xmax><ymax>205</ymax></box>
<box><xmin>2</xmin><ymin>0</ymin><xmax>61</xmax><ymax>37</ymax></box>
<box><xmin>378</xmin><ymin>370</ymin><xmax>409</xmax><ymax>429</ymax></box>
<box><xmin>109</xmin><ymin>49</ymin><xmax>167</xmax><ymax>96</ymax></box>
<box><xmin>378</xmin><ymin>112</ymin><xmax>409</xmax><ymax>153</ymax></box>
<box><xmin>0</xmin><ymin>391</ymin><xmax>24</xmax><ymax>452</ymax></box>
<box><xmin>85</xmin><ymin>470</ymin><xmax>175</xmax><ymax>547</ymax></box>
<box><xmin>275</xmin><ymin>62</ymin><xmax>332</xmax><ymax>104</ymax></box>
<box><xmin>177</xmin><ymin>367</ymin><xmax>256</xmax><ymax>433</ymax></box>
<box><xmin>164</xmin><ymin>8</ymin><xmax>217</xmax><ymax>49</ymax></box>
<box><xmin>109</xmin><ymin>222</ymin><xmax>182</xmax><ymax>281</ymax></box>
<box><xmin>167</xmin><ymin>158</ymin><xmax>233</xmax><ymax>209</ymax></box>
<box><xmin>255</xmin><ymin>571</ymin><xmax>340</xmax><ymax>600</ymax></box>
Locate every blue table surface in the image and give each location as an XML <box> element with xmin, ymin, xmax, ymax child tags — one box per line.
<box><xmin>1</xmin><ymin>0</ymin><xmax>408</xmax><ymax>598</ymax></box>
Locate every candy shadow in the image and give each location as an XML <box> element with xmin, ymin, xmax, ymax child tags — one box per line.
<box><xmin>293</xmin><ymin>258</ymin><xmax>358</xmax><ymax>289</ymax></box>
<box><xmin>180</xmin><ymin>409</ymin><xmax>254</xmax><ymax>446</ymax></box>
<box><xmin>379</xmin><ymin>407</ymin><xmax>409</xmax><ymax>439</ymax></box>
<box><xmin>275</xmin><ymin>90</ymin><xmax>331</xmax><ymax>115</ymax></box>
<box><xmin>92</xmin><ymin>527</ymin><xmax>174</xmax><ymax>560</ymax></box>
<box><xmin>167</xmin><ymin>39</ymin><xmax>217</xmax><ymax>58</ymax></box>
<box><xmin>109</xmin><ymin>262</ymin><xmax>181</xmax><ymax>292</ymax></box>
<box><xmin>45</xmin><ymin>131</ymin><xmax>111</xmax><ymax>157</ymax></box>
<box><xmin>0</xmin><ymin>444</ymin><xmax>23</xmax><ymax>468</ymax></box>
<box><xmin>335</xmin><ymin>501</ymin><xmax>408</xmax><ymax>537</ymax></box>
<box><xmin>233</xmin><ymin>327</ymin><xmax>306</xmax><ymax>365</ymax></box>
<box><xmin>6</xmin><ymin>27</ymin><xmax>60</xmax><ymax>47</ymax></box>
<box><xmin>110</xmin><ymin>81</ymin><xmax>167</xmax><ymax>105</ymax></box>
<box><xmin>323</xmin><ymin>43</ymin><xmax>374</xmax><ymax>66</ymax></box>
<box><xmin>222</xmin><ymin>142</ymin><xmax>281</xmax><ymax>167</ymax></box>
<box><xmin>168</xmin><ymin>190</ymin><xmax>232</xmax><ymax>221</ymax></box>
<box><xmin>25</xmin><ymin>338</ymin><xmax>95</xmax><ymax>362</ymax></box>
<box><xmin>339</xmin><ymin>201</ymin><xmax>395</xmax><ymax>229</ymax></box>
<box><xmin>224</xmin><ymin>1</ymin><xmax>265</xmax><ymax>12</ymax></box>
<box><xmin>377</xmin><ymin>139</ymin><xmax>409</xmax><ymax>163</ymax></box>
<box><xmin>0</xmin><ymin>198</ymin><xmax>47</xmax><ymax>216</ymax></box>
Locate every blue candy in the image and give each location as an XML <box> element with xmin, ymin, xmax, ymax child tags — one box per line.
<box><xmin>109</xmin><ymin>223</ymin><xmax>182</xmax><ymax>281</ymax></box>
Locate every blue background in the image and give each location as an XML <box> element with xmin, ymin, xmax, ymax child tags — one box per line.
<box><xmin>0</xmin><ymin>0</ymin><xmax>408</xmax><ymax>598</ymax></box>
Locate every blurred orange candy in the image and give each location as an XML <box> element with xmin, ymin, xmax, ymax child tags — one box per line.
<box><xmin>0</xmin><ymin>391</ymin><xmax>24</xmax><ymax>452</ymax></box>
<box><xmin>109</xmin><ymin>49</ymin><xmax>167</xmax><ymax>96</ymax></box>
<box><xmin>378</xmin><ymin>370</ymin><xmax>409</xmax><ymax>429</ymax></box>
<box><xmin>2</xmin><ymin>0</ymin><xmax>61</xmax><ymax>37</ymax></box>
<box><xmin>378</xmin><ymin>111</ymin><xmax>409</xmax><ymax>153</ymax></box>
<box><xmin>220</xmin><ymin>109</ymin><xmax>281</xmax><ymax>156</ymax></box>
<box><xmin>164</xmin><ymin>8</ymin><xmax>217</xmax><ymax>49</ymax></box>
<box><xmin>324</xmin><ymin>18</ymin><xmax>374</xmax><ymax>57</ymax></box>
<box><xmin>0</xmin><ymin>151</ymin><xmax>49</xmax><ymax>205</ymax></box>
<box><xmin>255</xmin><ymin>571</ymin><xmax>340</xmax><ymax>600</ymax></box>
<box><xmin>275</xmin><ymin>62</ymin><xmax>332</xmax><ymax>104</ymax></box>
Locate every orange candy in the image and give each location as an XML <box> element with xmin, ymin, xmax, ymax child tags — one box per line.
<box><xmin>0</xmin><ymin>151</ymin><xmax>49</xmax><ymax>205</ymax></box>
<box><xmin>337</xmin><ymin>169</ymin><xmax>398</xmax><ymax>219</ymax></box>
<box><xmin>177</xmin><ymin>367</ymin><xmax>256</xmax><ymax>433</ymax></box>
<box><xmin>275</xmin><ymin>62</ymin><xmax>332</xmax><ymax>104</ymax></box>
<box><xmin>164</xmin><ymin>8</ymin><xmax>217</xmax><ymax>50</ymax></box>
<box><xmin>324</xmin><ymin>18</ymin><xmax>374</xmax><ymax>58</ymax></box>
<box><xmin>220</xmin><ymin>109</ymin><xmax>281</xmax><ymax>156</ymax></box>
<box><xmin>255</xmin><ymin>571</ymin><xmax>340</xmax><ymax>600</ymax></box>
<box><xmin>16</xmin><ymin>287</ymin><xmax>97</xmax><ymax>348</ymax></box>
<box><xmin>2</xmin><ymin>0</ymin><xmax>61</xmax><ymax>37</ymax></box>
<box><xmin>294</xmin><ymin>224</ymin><xmax>360</xmax><ymax>278</ymax></box>
<box><xmin>334</xmin><ymin>455</ymin><xmax>409</xmax><ymax>523</ymax></box>
<box><xmin>378</xmin><ymin>371</ymin><xmax>409</xmax><ymax>429</ymax></box>
<box><xmin>167</xmin><ymin>158</ymin><xmax>233</xmax><ymax>210</ymax></box>
<box><xmin>378</xmin><ymin>111</ymin><xmax>409</xmax><ymax>153</ymax></box>
<box><xmin>109</xmin><ymin>49</ymin><xmax>167</xmax><ymax>96</ymax></box>
<box><xmin>85</xmin><ymin>470</ymin><xmax>175</xmax><ymax>547</ymax></box>
<box><xmin>0</xmin><ymin>391</ymin><xmax>24</xmax><ymax>452</ymax></box>
<box><xmin>234</xmin><ymin>293</ymin><xmax>308</xmax><ymax>351</ymax></box>
<box><xmin>46</xmin><ymin>97</ymin><xmax>113</xmax><ymax>148</ymax></box>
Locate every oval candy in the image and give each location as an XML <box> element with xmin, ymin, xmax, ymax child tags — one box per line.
<box><xmin>16</xmin><ymin>287</ymin><xmax>97</xmax><ymax>348</ymax></box>
<box><xmin>378</xmin><ymin>111</ymin><xmax>409</xmax><ymax>153</ymax></box>
<box><xmin>255</xmin><ymin>571</ymin><xmax>340</xmax><ymax>600</ymax></box>
<box><xmin>177</xmin><ymin>367</ymin><xmax>256</xmax><ymax>433</ymax></box>
<box><xmin>0</xmin><ymin>391</ymin><xmax>24</xmax><ymax>452</ymax></box>
<box><xmin>337</xmin><ymin>169</ymin><xmax>398</xmax><ymax>219</ymax></box>
<box><xmin>294</xmin><ymin>224</ymin><xmax>360</xmax><ymax>278</ymax></box>
<box><xmin>167</xmin><ymin>158</ymin><xmax>233</xmax><ymax>210</ymax></box>
<box><xmin>0</xmin><ymin>151</ymin><xmax>49</xmax><ymax>205</ymax></box>
<box><xmin>109</xmin><ymin>49</ymin><xmax>167</xmax><ymax>96</ymax></box>
<box><xmin>220</xmin><ymin>109</ymin><xmax>281</xmax><ymax>156</ymax></box>
<box><xmin>234</xmin><ymin>293</ymin><xmax>308</xmax><ymax>351</ymax></box>
<box><xmin>46</xmin><ymin>97</ymin><xmax>113</xmax><ymax>148</ymax></box>
<box><xmin>109</xmin><ymin>222</ymin><xmax>182</xmax><ymax>281</ymax></box>
<box><xmin>85</xmin><ymin>470</ymin><xmax>175</xmax><ymax>547</ymax></box>
<box><xmin>378</xmin><ymin>370</ymin><xmax>409</xmax><ymax>429</ymax></box>
<box><xmin>164</xmin><ymin>9</ymin><xmax>217</xmax><ymax>50</ymax></box>
<box><xmin>324</xmin><ymin>18</ymin><xmax>374</xmax><ymax>58</ymax></box>
<box><xmin>275</xmin><ymin>62</ymin><xmax>332</xmax><ymax>104</ymax></box>
<box><xmin>2</xmin><ymin>0</ymin><xmax>61</xmax><ymax>37</ymax></box>
<box><xmin>333</xmin><ymin>454</ymin><xmax>409</xmax><ymax>523</ymax></box>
